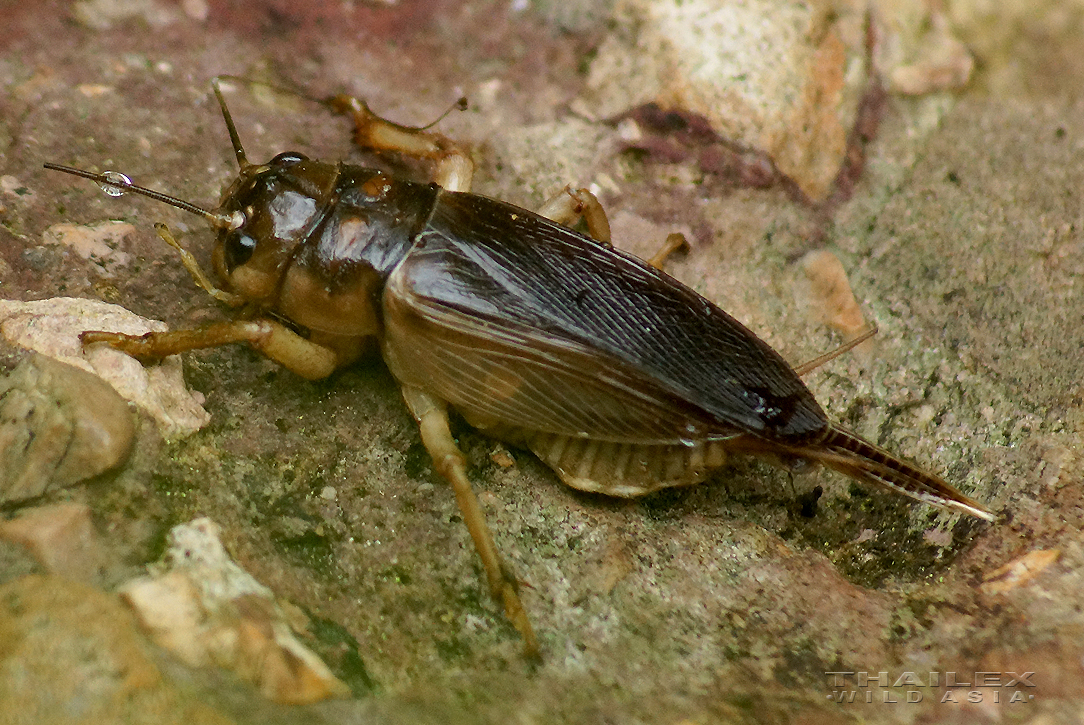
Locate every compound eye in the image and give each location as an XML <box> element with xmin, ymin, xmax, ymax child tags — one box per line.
<box><xmin>222</xmin><ymin>230</ymin><xmax>257</xmax><ymax>272</ymax></box>
<box><xmin>270</xmin><ymin>151</ymin><xmax>307</xmax><ymax>166</ymax></box>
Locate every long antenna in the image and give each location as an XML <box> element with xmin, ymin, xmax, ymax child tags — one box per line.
<box><xmin>42</xmin><ymin>164</ymin><xmax>242</xmax><ymax>229</ymax></box>
<box><xmin>211</xmin><ymin>77</ymin><xmax>250</xmax><ymax>170</ymax></box>
<box><xmin>210</xmin><ymin>74</ymin><xmax>468</xmax><ymax>133</ymax></box>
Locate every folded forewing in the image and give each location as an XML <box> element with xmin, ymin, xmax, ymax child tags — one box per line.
<box><xmin>380</xmin><ymin>190</ymin><xmax>829</xmax><ymax>444</ymax></box>
<box><xmin>383</xmin><ymin>261</ymin><xmax>729</xmax><ymax>443</ymax></box>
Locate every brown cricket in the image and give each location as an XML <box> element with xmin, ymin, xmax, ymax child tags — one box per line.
<box><xmin>45</xmin><ymin>78</ymin><xmax>994</xmax><ymax>656</ymax></box>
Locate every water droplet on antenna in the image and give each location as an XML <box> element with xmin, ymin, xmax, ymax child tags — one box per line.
<box><xmin>98</xmin><ymin>171</ymin><xmax>131</xmax><ymax>197</ymax></box>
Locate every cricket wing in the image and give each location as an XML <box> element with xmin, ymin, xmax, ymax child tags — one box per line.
<box><xmin>382</xmin><ymin>249</ymin><xmax>731</xmax><ymax>444</ymax></box>
<box><xmin>381</xmin><ymin>190</ymin><xmax>829</xmax><ymax>446</ymax></box>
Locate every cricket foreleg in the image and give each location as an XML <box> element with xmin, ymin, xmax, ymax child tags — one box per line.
<box><xmin>82</xmin><ymin>318</ymin><xmax>339</xmax><ymax>380</ymax></box>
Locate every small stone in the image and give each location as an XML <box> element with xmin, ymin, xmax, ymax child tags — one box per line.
<box><xmin>20</xmin><ymin>245</ymin><xmax>55</xmax><ymax>270</ymax></box>
<box><xmin>980</xmin><ymin>550</ymin><xmax>1061</xmax><ymax>595</ymax></box>
<box><xmin>798</xmin><ymin>249</ymin><xmax>871</xmax><ymax>350</ymax></box>
<box><xmin>876</xmin><ymin>1</ymin><xmax>974</xmax><ymax>95</ymax></box>
<box><xmin>42</xmin><ymin>220</ymin><xmax>135</xmax><ymax>272</ymax></box>
<box><xmin>76</xmin><ymin>83</ymin><xmax>114</xmax><ymax>97</ymax></box>
<box><xmin>0</xmin><ymin>298</ymin><xmax>210</xmax><ymax>439</ymax></box>
<box><xmin>180</xmin><ymin>0</ymin><xmax>208</xmax><ymax>21</ymax></box>
<box><xmin>1</xmin><ymin>174</ymin><xmax>35</xmax><ymax>202</ymax></box>
<box><xmin>72</xmin><ymin>0</ymin><xmax>181</xmax><ymax>30</ymax></box>
<box><xmin>0</xmin><ymin>353</ymin><xmax>135</xmax><ymax>503</ymax></box>
<box><xmin>120</xmin><ymin>571</ymin><xmax>211</xmax><ymax>666</ymax></box>
<box><xmin>0</xmin><ymin>502</ymin><xmax>104</xmax><ymax>582</ymax></box>
<box><xmin>490</xmin><ymin>447</ymin><xmax>516</xmax><ymax>468</ymax></box>
<box><xmin>118</xmin><ymin>518</ymin><xmax>352</xmax><ymax>704</ymax></box>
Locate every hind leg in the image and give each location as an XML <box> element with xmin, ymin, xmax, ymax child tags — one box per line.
<box><xmin>399</xmin><ymin>385</ymin><xmax>539</xmax><ymax>658</ymax></box>
<box><xmin>324</xmin><ymin>94</ymin><xmax>474</xmax><ymax>192</ymax></box>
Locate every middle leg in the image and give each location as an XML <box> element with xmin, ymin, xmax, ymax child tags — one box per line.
<box><xmin>535</xmin><ymin>188</ymin><xmax>689</xmax><ymax>270</ymax></box>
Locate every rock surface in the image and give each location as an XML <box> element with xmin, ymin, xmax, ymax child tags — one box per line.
<box><xmin>0</xmin><ymin>1</ymin><xmax>1081</xmax><ymax>723</ymax></box>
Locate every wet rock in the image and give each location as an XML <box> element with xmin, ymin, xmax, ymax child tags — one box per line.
<box><xmin>0</xmin><ymin>353</ymin><xmax>135</xmax><ymax>503</ymax></box>
<box><xmin>0</xmin><ymin>298</ymin><xmax>211</xmax><ymax>439</ymax></box>
<box><xmin>118</xmin><ymin>518</ymin><xmax>351</xmax><ymax>705</ymax></box>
